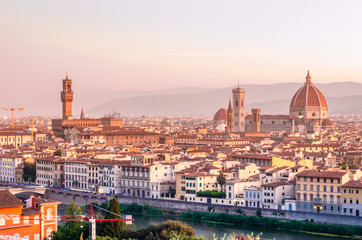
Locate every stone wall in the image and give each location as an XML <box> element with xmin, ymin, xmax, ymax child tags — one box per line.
<box><xmin>46</xmin><ymin>190</ymin><xmax>362</xmax><ymax>226</ymax></box>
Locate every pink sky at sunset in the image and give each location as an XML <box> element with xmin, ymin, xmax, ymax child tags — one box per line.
<box><xmin>1</xmin><ymin>0</ymin><xmax>362</xmax><ymax>99</ymax></box>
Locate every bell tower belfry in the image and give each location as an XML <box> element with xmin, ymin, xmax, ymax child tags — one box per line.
<box><xmin>61</xmin><ymin>73</ymin><xmax>73</xmax><ymax>120</ymax></box>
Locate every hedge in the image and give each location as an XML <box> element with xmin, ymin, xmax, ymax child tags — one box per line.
<box><xmin>179</xmin><ymin>211</ymin><xmax>362</xmax><ymax>236</ymax></box>
<box><xmin>197</xmin><ymin>190</ymin><xmax>226</xmax><ymax>198</ymax></box>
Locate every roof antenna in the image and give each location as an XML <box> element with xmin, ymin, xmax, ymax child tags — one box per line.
<box><xmin>238</xmin><ymin>79</ymin><xmax>240</xmax><ymax>88</ymax></box>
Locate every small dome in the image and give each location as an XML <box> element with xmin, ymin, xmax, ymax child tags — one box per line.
<box><xmin>214</xmin><ymin>108</ymin><xmax>227</xmax><ymax>121</ymax></box>
<box><xmin>290</xmin><ymin>71</ymin><xmax>328</xmax><ymax>110</ymax></box>
<box><xmin>322</xmin><ymin>118</ymin><xmax>334</xmax><ymax>127</ymax></box>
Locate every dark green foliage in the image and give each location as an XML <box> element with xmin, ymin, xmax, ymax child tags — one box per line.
<box><xmin>22</xmin><ymin>162</ymin><xmax>36</xmax><ymax>182</ymax></box>
<box><xmin>121</xmin><ymin>202</ymin><xmax>144</xmax><ymax>214</ymax></box>
<box><xmin>197</xmin><ymin>190</ymin><xmax>226</xmax><ymax>198</ymax></box>
<box><xmin>52</xmin><ymin>201</ymin><xmax>88</xmax><ymax>240</ymax></box>
<box><xmin>207</xmin><ymin>206</ymin><xmax>214</xmax><ymax>213</ymax></box>
<box><xmin>53</xmin><ymin>150</ymin><xmax>62</xmax><ymax>156</ymax></box>
<box><xmin>216</xmin><ymin>173</ymin><xmax>226</xmax><ymax>191</ymax></box>
<box><xmin>120</xmin><ymin>202</ymin><xmax>162</xmax><ymax>216</ymax></box>
<box><xmin>99</xmin><ymin>198</ymin><xmax>124</xmax><ymax>238</ymax></box>
<box><xmin>95</xmin><ymin>237</ymin><xmax>118</xmax><ymax>240</ymax></box>
<box><xmin>256</xmin><ymin>209</ymin><xmax>262</xmax><ymax>217</ymax></box>
<box><xmin>144</xmin><ymin>202</ymin><xmax>151</xmax><ymax>211</ymax></box>
<box><xmin>178</xmin><ymin>211</ymin><xmax>362</xmax><ymax>237</ymax></box>
<box><xmin>121</xmin><ymin>220</ymin><xmax>198</xmax><ymax>240</ymax></box>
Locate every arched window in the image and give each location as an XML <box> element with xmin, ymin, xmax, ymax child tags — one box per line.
<box><xmin>13</xmin><ymin>234</ymin><xmax>21</xmax><ymax>240</ymax></box>
<box><xmin>47</xmin><ymin>208</ymin><xmax>52</xmax><ymax>220</ymax></box>
<box><xmin>46</xmin><ymin>227</ymin><xmax>53</xmax><ymax>239</ymax></box>
<box><xmin>330</xmin><ymin>195</ymin><xmax>334</xmax><ymax>204</ymax></box>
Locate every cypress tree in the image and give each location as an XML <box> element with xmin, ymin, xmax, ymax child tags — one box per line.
<box><xmin>99</xmin><ymin>198</ymin><xmax>124</xmax><ymax>238</ymax></box>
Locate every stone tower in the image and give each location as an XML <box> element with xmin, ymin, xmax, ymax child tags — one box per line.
<box><xmin>80</xmin><ymin>108</ymin><xmax>85</xmax><ymax>119</ymax></box>
<box><xmin>61</xmin><ymin>73</ymin><xmax>73</xmax><ymax>120</ymax></box>
<box><xmin>232</xmin><ymin>87</ymin><xmax>245</xmax><ymax>132</ymax></box>
<box><xmin>226</xmin><ymin>99</ymin><xmax>234</xmax><ymax>133</ymax></box>
<box><xmin>251</xmin><ymin>108</ymin><xmax>261</xmax><ymax>132</ymax></box>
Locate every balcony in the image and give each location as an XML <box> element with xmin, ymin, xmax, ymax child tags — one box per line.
<box><xmin>122</xmin><ymin>175</ymin><xmax>149</xmax><ymax>180</ymax></box>
<box><xmin>121</xmin><ymin>184</ymin><xmax>148</xmax><ymax>189</ymax></box>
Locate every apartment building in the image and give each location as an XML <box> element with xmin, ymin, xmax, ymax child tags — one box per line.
<box><xmin>0</xmin><ymin>154</ymin><xmax>23</xmax><ymax>183</ymax></box>
<box><xmin>295</xmin><ymin>170</ymin><xmax>349</xmax><ymax>214</ymax></box>
<box><xmin>341</xmin><ymin>180</ymin><xmax>362</xmax><ymax>217</ymax></box>
<box><xmin>120</xmin><ymin>162</ymin><xmax>151</xmax><ymax>198</ymax></box>
<box><xmin>87</xmin><ymin>162</ymin><xmax>99</xmax><ymax>192</ymax></box>
<box><xmin>149</xmin><ymin>161</ymin><xmax>193</xmax><ymax>199</ymax></box>
<box><xmin>36</xmin><ymin>157</ymin><xmax>64</xmax><ymax>187</ymax></box>
<box><xmin>102</xmin><ymin>129</ymin><xmax>160</xmax><ymax>146</ymax></box>
<box><xmin>64</xmin><ymin>159</ymin><xmax>89</xmax><ymax>190</ymax></box>
<box><xmin>184</xmin><ymin>172</ymin><xmax>218</xmax><ymax>202</ymax></box>
<box><xmin>98</xmin><ymin>160</ymin><xmax>122</xmax><ymax>195</ymax></box>
<box><xmin>244</xmin><ymin>186</ymin><xmax>262</xmax><ymax>208</ymax></box>
<box><xmin>261</xmin><ymin>182</ymin><xmax>295</xmax><ymax>209</ymax></box>
<box><xmin>0</xmin><ymin>129</ymin><xmax>32</xmax><ymax>148</ymax></box>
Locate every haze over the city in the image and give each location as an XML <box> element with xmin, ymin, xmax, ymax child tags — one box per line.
<box><xmin>2</xmin><ymin>0</ymin><xmax>362</xmax><ymax>94</ymax></box>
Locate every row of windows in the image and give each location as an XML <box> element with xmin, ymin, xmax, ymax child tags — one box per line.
<box><xmin>0</xmin><ymin>137</ymin><xmax>18</xmax><ymax>142</ymax></box>
<box><xmin>245</xmin><ymin>192</ymin><xmax>261</xmax><ymax>199</ymax></box>
<box><xmin>297</xmin><ymin>193</ymin><xmax>341</xmax><ymax>203</ymax></box>
<box><xmin>297</xmin><ymin>177</ymin><xmax>341</xmax><ymax>184</ymax></box>
<box><xmin>107</xmin><ymin>135</ymin><xmax>156</xmax><ymax>140</ymax></box>
<box><xmin>298</xmin><ymin>184</ymin><xmax>341</xmax><ymax>193</ymax></box>
<box><xmin>344</xmin><ymin>188</ymin><xmax>360</xmax><ymax>194</ymax></box>
<box><xmin>66</xmin><ymin>167</ymin><xmax>87</xmax><ymax>173</ymax></box>
<box><xmin>297</xmin><ymin>203</ymin><xmax>341</xmax><ymax>212</ymax></box>
<box><xmin>66</xmin><ymin>174</ymin><xmax>87</xmax><ymax>182</ymax></box>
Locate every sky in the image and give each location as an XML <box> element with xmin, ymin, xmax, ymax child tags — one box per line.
<box><xmin>1</xmin><ymin>0</ymin><xmax>362</xmax><ymax>96</ymax></box>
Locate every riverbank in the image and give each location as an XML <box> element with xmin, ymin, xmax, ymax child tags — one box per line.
<box><xmin>115</xmin><ymin>202</ymin><xmax>362</xmax><ymax>239</ymax></box>
<box><xmin>47</xmin><ymin>190</ymin><xmax>362</xmax><ymax>227</ymax></box>
<box><xmin>59</xmin><ymin>202</ymin><xmax>361</xmax><ymax>240</ymax></box>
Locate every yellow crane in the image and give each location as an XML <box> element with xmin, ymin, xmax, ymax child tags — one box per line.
<box><xmin>2</xmin><ymin>107</ymin><xmax>25</xmax><ymax>128</ymax></box>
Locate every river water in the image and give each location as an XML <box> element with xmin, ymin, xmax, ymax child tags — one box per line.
<box><xmin>132</xmin><ymin>214</ymin><xmax>348</xmax><ymax>240</ymax></box>
<box><xmin>58</xmin><ymin>204</ymin><xmax>352</xmax><ymax>240</ymax></box>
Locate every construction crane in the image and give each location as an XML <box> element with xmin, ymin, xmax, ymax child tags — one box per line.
<box><xmin>0</xmin><ymin>203</ymin><xmax>133</xmax><ymax>240</ymax></box>
<box><xmin>1</xmin><ymin>107</ymin><xmax>25</xmax><ymax>128</ymax></box>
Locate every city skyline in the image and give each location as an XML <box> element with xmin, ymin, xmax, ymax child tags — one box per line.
<box><xmin>0</xmin><ymin>1</ymin><xmax>361</xmax><ymax>240</ymax></box>
<box><xmin>1</xmin><ymin>0</ymin><xmax>362</xmax><ymax>99</ymax></box>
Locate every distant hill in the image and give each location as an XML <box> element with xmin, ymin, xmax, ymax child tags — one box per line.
<box><xmin>4</xmin><ymin>82</ymin><xmax>362</xmax><ymax>117</ymax></box>
<box><xmin>88</xmin><ymin>82</ymin><xmax>362</xmax><ymax>117</ymax></box>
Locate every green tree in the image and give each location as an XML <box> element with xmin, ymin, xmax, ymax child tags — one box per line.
<box><xmin>22</xmin><ymin>162</ymin><xmax>36</xmax><ymax>182</ymax></box>
<box><xmin>144</xmin><ymin>202</ymin><xmax>151</xmax><ymax>211</ymax></box>
<box><xmin>52</xmin><ymin>202</ymin><xmax>88</xmax><ymax>240</ymax></box>
<box><xmin>99</xmin><ymin>198</ymin><xmax>124</xmax><ymax>238</ymax></box>
<box><xmin>256</xmin><ymin>209</ymin><xmax>262</xmax><ymax>217</ymax></box>
<box><xmin>217</xmin><ymin>173</ymin><xmax>226</xmax><ymax>192</ymax></box>
<box><xmin>54</xmin><ymin>150</ymin><xmax>62</xmax><ymax>156</ymax></box>
<box><xmin>66</xmin><ymin>201</ymin><xmax>83</xmax><ymax>215</ymax></box>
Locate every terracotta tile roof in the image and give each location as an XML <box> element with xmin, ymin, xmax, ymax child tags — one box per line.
<box><xmin>0</xmin><ymin>190</ymin><xmax>23</xmax><ymax>208</ymax></box>
<box><xmin>342</xmin><ymin>180</ymin><xmax>362</xmax><ymax>188</ymax></box>
<box><xmin>261</xmin><ymin>182</ymin><xmax>291</xmax><ymax>187</ymax></box>
<box><xmin>33</xmin><ymin>196</ymin><xmax>61</xmax><ymax>204</ymax></box>
<box><xmin>296</xmin><ymin>170</ymin><xmax>348</xmax><ymax>178</ymax></box>
<box><xmin>22</xmin><ymin>208</ymin><xmax>41</xmax><ymax>215</ymax></box>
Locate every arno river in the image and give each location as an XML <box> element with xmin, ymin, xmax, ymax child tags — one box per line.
<box><xmin>58</xmin><ymin>204</ymin><xmax>351</xmax><ymax>240</ymax></box>
<box><xmin>132</xmin><ymin>214</ymin><xmax>347</xmax><ymax>240</ymax></box>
